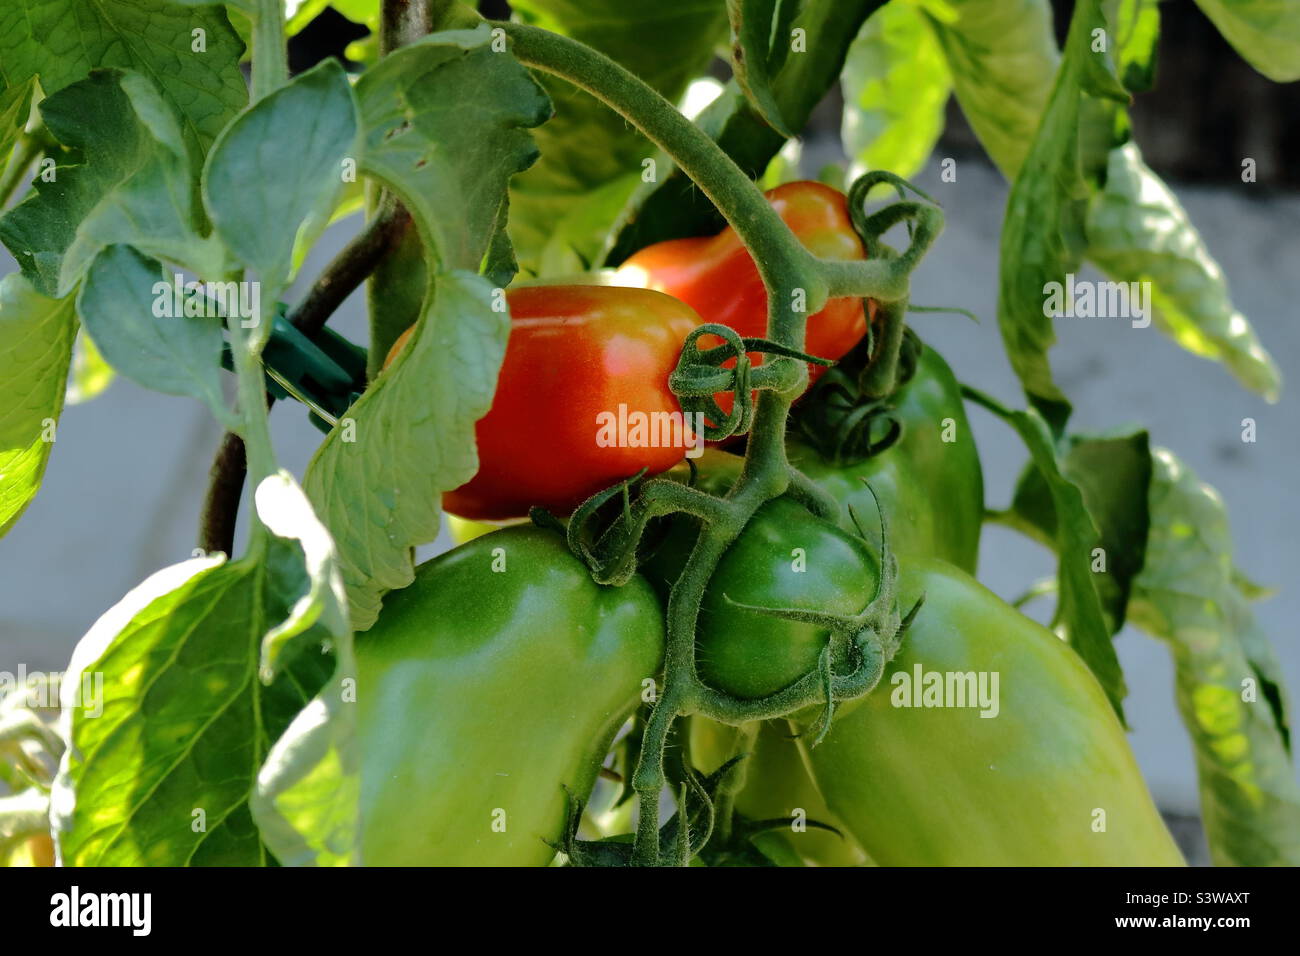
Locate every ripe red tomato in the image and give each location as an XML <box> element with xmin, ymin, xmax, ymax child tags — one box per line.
<box><xmin>616</xmin><ymin>181</ymin><xmax>872</xmax><ymax>409</ymax></box>
<box><xmin>398</xmin><ymin>285</ymin><xmax>703</xmax><ymax>521</ymax></box>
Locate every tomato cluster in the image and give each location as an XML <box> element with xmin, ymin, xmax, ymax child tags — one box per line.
<box><xmin>385</xmin><ymin>182</ymin><xmax>873</xmax><ymax>521</ymax></box>
<box><xmin>363</xmin><ymin>182</ymin><xmax>1185</xmax><ymax>867</ymax></box>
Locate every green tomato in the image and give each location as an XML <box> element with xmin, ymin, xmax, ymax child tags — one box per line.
<box><xmin>354</xmin><ymin>526</ymin><xmax>665</xmax><ymax>865</ymax></box>
<box><xmin>789</xmin><ymin>340</ymin><xmax>984</xmax><ymax>574</ymax></box>
<box><xmin>645</xmin><ymin>496</ymin><xmax>880</xmax><ymax>700</ymax></box>
<box><xmin>803</xmin><ymin>556</ymin><xmax>1185</xmax><ymax>866</ymax></box>
<box><xmin>654</xmin><ymin>340</ymin><xmax>989</xmax><ymax>865</ymax></box>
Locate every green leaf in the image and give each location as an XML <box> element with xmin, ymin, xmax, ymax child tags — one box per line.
<box><xmin>356</xmin><ymin>26</ymin><xmax>550</xmax><ymax>273</ymax></box>
<box><xmin>255</xmin><ymin>472</ymin><xmax>351</xmax><ymax>680</ymax></box>
<box><xmin>967</xmin><ymin>387</ymin><xmax>1128</xmax><ymax>722</ymax></box>
<box><xmin>841</xmin><ymin>0</ymin><xmax>951</xmax><ymax>181</ymax></box>
<box><xmin>305</xmin><ymin>271</ymin><xmax>507</xmax><ymax>630</ymax></box>
<box><xmin>536</xmin><ymin>172</ymin><xmax>641</xmax><ymax>276</ymax></box>
<box><xmin>0</xmin><ymin>0</ymin><xmax>247</xmax><ymax>164</ymax></box>
<box><xmin>1005</xmin><ymin>428</ymin><xmax>1153</xmax><ymax>634</ymax></box>
<box><xmin>0</xmin><ymin>79</ymin><xmax>35</xmax><ymax>169</ymax></box>
<box><xmin>287</xmin><ymin>0</ymin><xmax>378</xmax><ymax>34</ymax></box>
<box><xmin>1128</xmin><ymin>449</ymin><xmax>1300</xmax><ymax>866</ymax></box>
<box><xmin>250</xmin><ymin>638</ymin><xmax>359</xmax><ymax>866</ymax></box>
<box><xmin>0</xmin><ymin>274</ymin><xmax>75</xmax><ymax>539</ymax></box>
<box><xmin>994</xmin><ymin>0</ymin><xmax>1126</xmax><ymax>429</ymax></box>
<box><xmin>1086</xmin><ymin>143</ymin><xmax>1282</xmax><ymax>402</ymax></box>
<box><xmin>1194</xmin><ymin>0</ymin><xmax>1300</xmax><ymax>81</ymax></box>
<box><xmin>51</xmin><ymin>471</ymin><xmax>347</xmax><ymax>866</ymax></box>
<box><xmin>204</xmin><ymin>59</ymin><xmax>359</xmax><ymax>297</ymax></box>
<box><xmin>508</xmin><ymin>0</ymin><xmax>727</xmax><ymax>275</ymax></box>
<box><xmin>64</xmin><ymin>330</ymin><xmax>115</xmax><ymax>405</ymax></box>
<box><xmin>726</xmin><ymin>0</ymin><xmax>799</xmax><ymax>137</ymax></box>
<box><xmin>0</xmin><ymin>69</ymin><xmax>229</xmax><ymax>298</ymax></box>
<box><xmin>76</xmin><ymin>244</ymin><xmax>228</xmax><ymax>419</ymax></box>
<box><xmin>605</xmin><ymin>0</ymin><xmax>886</xmax><ymax>264</ymax></box>
<box><xmin>1112</xmin><ymin>0</ymin><xmax>1161</xmax><ymax>93</ymax></box>
<box><xmin>923</xmin><ymin>0</ymin><xmax>1060</xmax><ymax>179</ymax></box>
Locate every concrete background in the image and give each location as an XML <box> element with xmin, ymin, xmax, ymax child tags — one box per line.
<box><xmin>2</xmin><ymin>151</ymin><xmax>1296</xmax><ymax>863</ymax></box>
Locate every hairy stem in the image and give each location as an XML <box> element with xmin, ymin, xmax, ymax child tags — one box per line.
<box><xmin>497</xmin><ymin>21</ymin><xmax>825</xmax><ymax>351</ymax></box>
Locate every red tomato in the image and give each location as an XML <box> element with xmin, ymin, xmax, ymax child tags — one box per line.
<box><xmin>399</xmin><ymin>285</ymin><xmax>703</xmax><ymax>521</ymax></box>
<box><xmin>617</xmin><ymin>181</ymin><xmax>873</xmax><ymax>411</ymax></box>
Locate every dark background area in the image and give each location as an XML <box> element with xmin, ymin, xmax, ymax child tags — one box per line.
<box><xmin>288</xmin><ymin>1</ymin><xmax>1300</xmax><ymax>190</ymax></box>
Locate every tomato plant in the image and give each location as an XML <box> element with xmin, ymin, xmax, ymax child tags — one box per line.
<box><xmin>2</xmin><ymin>0</ymin><xmax>1296</xmax><ymax>882</ymax></box>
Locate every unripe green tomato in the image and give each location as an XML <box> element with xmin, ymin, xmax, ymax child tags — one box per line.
<box><xmin>789</xmin><ymin>341</ymin><xmax>984</xmax><ymax>574</ymax></box>
<box><xmin>804</xmin><ymin>557</ymin><xmax>1185</xmax><ymax>866</ymax></box>
<box><xmin>644</xmin><ymin>496</ymin><xmax>881</xmax><ymax>701</ymax></box>
<box><xmin>354</xmin><ymin>526</ymin><xmax>664</xmax><ymax>865</ymax></box>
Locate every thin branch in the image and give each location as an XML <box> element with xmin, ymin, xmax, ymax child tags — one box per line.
<box><xmin>288</xmin><ymin>202</ymin><xmax>412</xmax><ymax>337</ymax></box>
<box><xmin>197</xmin><ymin>205</ymin><xmax>412</xmax><ymax>555</ymax></box>
<box><xmin>198</xmin><ymin>430</ymin><xmax>248</xmax><ymax>556</ymax></box>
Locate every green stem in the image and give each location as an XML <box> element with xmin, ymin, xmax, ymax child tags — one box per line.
<box><xmin>860</xmin><ymin>297</ymin><xmax>909</xmax><ymax>398</ymax></box>
<box><xmin>498</xmin><ymin>21</ymin><xmax>824</xmax><ymax>351</ymax></box>
<box><xmin>226</xmin><ymin>310</ymin><xmax>277</xmax><ymax>543</ymax></box>
<box><xmin>713</xmin><ymin>722</ymin><xmax>758</xmax><ymax>845</ymax></box>
<box><xmin>251</xmin><ymin>0</ymin><xmax>288</xmax><ymax>103</ymax></box>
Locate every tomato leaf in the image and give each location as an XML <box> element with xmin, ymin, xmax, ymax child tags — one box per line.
<box><xmin>726</xmin><ymin>0</ymin><xmax>800</xmax><ymax>137</ymax></box>
<box><xmin>1193</xmin><ymin>0</ymin><xmax>1300</xmax><ymax>82</ymax></box>
<box><xmin>357</xmin><ymin>26</ymin><xmax>550</xmax><ymax>274</ymax></box>
<box><xmin>1003</xmin><ymin>428</ymin><xmax>1153</xmax><ymax>635</ymax></box>
<box><xmin>0</xmin><ymin>0</ymin><xmax>247</xmax><ymax>167</ymax></box>
<box><xmin>305</xmin><ymin>27</ymin><xmax>547</xmax><ymax>628</ymax></box>
<box><xmin>249</xmin><ymin>651</ymin><xmax>360</xmax><ymax>867</ymax></box>
<box><xmin>841</xmin><ymin>0</ymin><xmax>951</xmax><ymax>181</ymax></box>
<box><xmin>251</xmin><ymin>474</ymin><xmax>360</xmax><ymax>868</ymax></box>
<box><xmin>0</xmin><ymin>274</ymin><xmax>75</xmax><ymax>539</ymax></box>
<box><xmin>966</xmin><ymin>387</ymin><xmax>1128</xmax><ymax>723</ymax></box>
<box><xmin>922</xmin><ymin>0</ymin><xmax>1059</xmax><ymax>180</ymax></box>
<box><xmin>0</xmin><ymin>70</ymin><xmax>230</xmax><ymax>298</ymax></box>
<box><xmin>305</xmin><ymin>271</ymin><xmax>507</xmax><ymax>630</ymax></box>
<box><xmin>1128</xmin><ymin>449</ymin><xmax>1300</xmax><ymax>866</ymax></box>
<box><xmin>204</xmin><ymin>59</ymin><xmax>360</xmax><ymax>299</ymax></box>
<box><xmin>50</xmin><ymin>472</ymin><xmax>348</xmax><ymax>866</ymax></box>
<box><xmin>75</xmin><ymin>244</ymin><xmax>228</xmax><ymax>419</ymax></box>
<box><xmin>0</xmin><ymin>79</ymin><xmax>35</xmax><ymax>170</ymax></box>
<box><xmin>605</xmin><ymin>0</ymin><xmax>885</xmax><ymax>264</ymax></box>
<box><xmin>507</xmin><ymin>0</ymin><xmax>727</xmax><ymax>276</ymax></box>
<box><xmin>1085</xmin><ymin>143</ymin><xmax>1281</xmax><ymax>402</ymax></box>
<box><xmin>995</xmin><ymin>0</ymin><xmax>1127</xmax><ymax>430</ymax></box>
